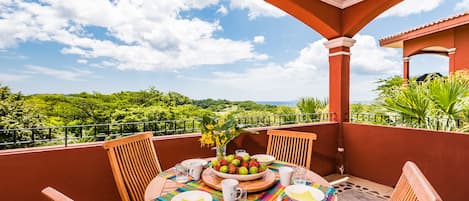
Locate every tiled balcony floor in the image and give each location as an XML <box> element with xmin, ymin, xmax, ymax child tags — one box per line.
<box><xmin>325</xmin><ymin>174</ymin><xmax>394</xmax><ymax>201</ymax></box>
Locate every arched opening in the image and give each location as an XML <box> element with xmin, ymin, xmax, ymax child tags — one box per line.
<box><xmin>409</xmin><ymin>54</ymin><xmax>449</xmax><ymax>78</ymax></box>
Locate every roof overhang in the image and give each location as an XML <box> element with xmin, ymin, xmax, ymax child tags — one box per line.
<box><xmin>266</xmin><ymin>0</ymin><xmax>404</xmax><ymax>39</ymax></box>
<box><xmin>380</xmin><ymin>12</ymin><xmax>469</xmax><ymax>48</ymax></box>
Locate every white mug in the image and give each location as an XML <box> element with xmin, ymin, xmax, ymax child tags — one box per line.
<box><xmin>221</xmin><ymin>179</ymin><xmax>244</xmax><ymax>201</ymax></box>
<box><xmin>279</xmin><ymin>167</ymin><xmax>294</xmax><ymax>186</ymax></box>
<box><xmin>189</xmin><ymin>163</ymin><xmax>203</xmax><ymax>180</ymax></box>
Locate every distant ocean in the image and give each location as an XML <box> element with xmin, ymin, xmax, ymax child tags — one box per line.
<box><xmin>256</xmin><ymin>101</ymin><xmax>297</xmax><ymax>107</ymax></box>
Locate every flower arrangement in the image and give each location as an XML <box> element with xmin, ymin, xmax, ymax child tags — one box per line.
<box><xmin>199</xmin><ymin>115</ymin><xmax>256</xmax><ymax>158</ymax></box>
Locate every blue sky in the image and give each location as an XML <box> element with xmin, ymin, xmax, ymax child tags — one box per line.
<box><xmin>0</xmin><ymin>0</ymin><xmax>468</xmax><ymax>102</ymax></box>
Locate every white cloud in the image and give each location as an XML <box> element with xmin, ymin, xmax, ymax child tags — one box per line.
<box><xmin>0</xmin><ymin>73</ymin><xmax>29</xmax><ymax>82</ymax></box>
<box><xmin>77</xmin><ymin>59</ymin><xmax>88</xmax><ymax>64</ymax></box>
<box><xmin>216</xmin><ymin>5</ymin><xmax>228</xmax><ymax>16</ymax></box>
<box><xmin>253</xmin><ymin>35</ymin><xmax>265</xmax><ymax>44</ymax></box>
<box><xmin>0</xmin><ymin>0</ymin><xmax>266</xmax><ymax>71</ymax></box>
<box><xmin>193</xmin><ymin>34</ymin><xmax>400</xmax><ymax>101</ymax></box>
<box><xmin>379</xmin><ymin>0</ymin><xmax>443</xmax><ymax>18</ymax></box>
<box><xmin>230</xmin><ymin>0</ymin><xmax>286</xmax><ymax>20</ymax></box>
<box><xmin>456</xmin><ymin>0</ymin><xmax>469</xmax><ymax>10</ymax></box>
<box><xmin>350</xmin><ymin>35</ymin><xmax>400</xmax><ymax>75</ymax></box>
<box><xmin>26</xmin><ymin>65</ymin><xmax>92</xmax><ymax>81</ymax></box>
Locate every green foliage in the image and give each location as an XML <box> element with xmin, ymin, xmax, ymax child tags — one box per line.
<box><xmin>0</xmin><ymin>85</ymin><xmax>43</xmax><ymax>130</ymax></box>
<box><xmin>375</xmin><ymin>76</ymin><xmax>405</xmax><ymax>99</ymax></box>
<box><xmin>382</xmin><ymin>81</ymin><xmax>430</xmax><ymax>121</ymax></box>
<box><xmin>296</xmin><ymin>97</ymin><xmax>327</xmax><ymax>114</ymax></box>
<box><xmin>377</xmin><ymin>71</ymin><xmax>469</xmax><ymax>131</ymax></box>
<box><xmin>427</xmin><ymin>73</ymin><xmax>469</xmax><ymax>119</ymax></box>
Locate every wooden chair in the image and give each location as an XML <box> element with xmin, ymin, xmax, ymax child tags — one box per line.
<box><xmin>103</xmin><ymin>132</ymin><xmax>162</xmax><ymax>201</ymax></box>
<box><xmin>41</xmin><ymin>187</ymin><xmax>73</xmax><ymax>201</ymax></box>
<box><xmin>389</xmin><ymin>161</ymin><xmax>443</xmax><ymax>201</ymax></box>
<box><xmin>266</xmin><ymin>130</ymin><xmax>317</xmax><ymax>169</ymax></box>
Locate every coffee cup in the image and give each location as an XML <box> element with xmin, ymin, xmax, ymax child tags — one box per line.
<box><xmin>221</xmin><ymin>179</ymin><xmax>244</xmax><ymax>201</ymax></box>
<box><xmin>189</xmin><ymin>163</ymin><xmax>203</xmax><ymax>181</ymax></box>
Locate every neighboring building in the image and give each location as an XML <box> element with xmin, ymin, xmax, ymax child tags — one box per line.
<box><xmin>380</xmin><ymin>12</ymin><xmax>469</xmax><ymax>83</ymax></box>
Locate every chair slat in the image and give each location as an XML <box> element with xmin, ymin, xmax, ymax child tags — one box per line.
<box><xmin>266</xmin><ymin>130</ymin><xmax>317</xmax><ymax>169</ymax></box>
<box><xmin>41</xmin><ymin>187</ymin><xmax>74</xmax><ymax>201</ymax></box>
<box><xmin>103</xmin><ymin>132</ymin><xmax>162</xmax><ymax>201</ymax></box>
<box><xmin>389</xmin><ymin>161</ymin><xmax>442</xmax><ymax>201</ymax></box>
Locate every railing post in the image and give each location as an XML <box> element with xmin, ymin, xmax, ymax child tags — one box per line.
<box><xmin>13</xmin><ymin>130</ymin><xmax>17</xmax><ymax>144</ymax></box>
<box><xmin>94</xmin><ymin>125</ymin><xmax>97</xmax><ymax>138</ymax></box>
<box><xmin>192</xmin><ymin>120</ymin><xmax>195</xmax><ymax>132</ymax></box>
<box><xmin>49</xmin><ymin>128</ymin><xmax>52</xmax><ymax>141</ymax></box>
<box><xmin>79</xmin><ymin>127</ymin><xmax>83</xmax><ymax>139</ymax></box>
<box><xmin>31</xmin><ymin>129</ymin><xmax>35</xmax><ymax>144</ymax></box>
<box><xmin>64</xmin><ymin>127</ymin><xmax>68</xmax><ymax>147</ymax></box>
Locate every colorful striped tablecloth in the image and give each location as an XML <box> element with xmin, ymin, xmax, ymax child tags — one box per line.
<box><xmin>154</xmin><ymin>161</ymin><xmax>336</xmax><ymax>201</ymax></box>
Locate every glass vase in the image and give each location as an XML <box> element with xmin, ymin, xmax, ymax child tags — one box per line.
<box><xmin>215</xmin><ymin>144</ymin><xmax>227</xmax><ymax>159</ymax></box>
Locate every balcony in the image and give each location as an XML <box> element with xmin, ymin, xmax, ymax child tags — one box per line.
<box><xmin>0</xmin><ymin>119</ymin><xmax>467</xmax><ymax>201</ymax></box>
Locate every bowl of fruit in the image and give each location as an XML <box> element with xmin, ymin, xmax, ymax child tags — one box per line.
<box><xmin>210</xmin><ymin>154</ymin><xmax>269</xmax><ymax>181</ymax></box>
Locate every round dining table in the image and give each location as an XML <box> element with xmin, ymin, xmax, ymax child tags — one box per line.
<box><xmin>144</xmin><ymin>158</ymin><xmax>336</xmax><ymax>201</ymax></box>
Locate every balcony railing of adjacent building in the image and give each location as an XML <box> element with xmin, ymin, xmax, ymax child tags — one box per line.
<box><xmin>0</xmin><ymin>112</ymin><xmax>335</xmax><ymax>149</ymax></box>
<box><xmin>350</xmin><ymin>113</ymin><xmax>468</xmax><ymax>132</ymax></box>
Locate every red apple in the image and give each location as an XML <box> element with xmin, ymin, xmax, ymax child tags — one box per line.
<box><xmin>241</xmin><ymin>161</ymin><xmax>249</xmax><ymax>167</ymax></box>
<box><xmin>220</xmin><ymin>159</ymin><xmax>229</xmax><ymax>166</ymax></box>
<box><xmin>228</xmin><ymin>164</ymin><xmax>237</xmax><ymax>174</ymax></box>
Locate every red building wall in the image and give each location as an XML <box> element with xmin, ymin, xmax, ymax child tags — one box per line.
<box><xmin>0</xmin><ymin>123</ymin><xmax>338</xmax><ymax>201</ymax></box>
<box><xmin>455</xmin><ymin>25</ymin><xmax>469</xmax><ymax>71</ymax></box>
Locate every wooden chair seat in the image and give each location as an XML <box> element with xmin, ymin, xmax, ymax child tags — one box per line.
<box><xmin>389</xmin><ymin>161</ymin><xmax>443</xmax><ymax>201</ymax></box>
<box><xmin>103</xmin><ymin>132</ymin><xmax>162</xmax><ymax>201</ymax></box>
<box><xmin>266</xmin><ymin>130</ymin><xmax>317</xmax><ymax>169</ymax></box>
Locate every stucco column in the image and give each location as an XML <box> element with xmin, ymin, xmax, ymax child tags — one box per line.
<box><xmin>403</xmin><ymin>57</ymin><xmax>410</xmax><ymax>85</ymax></box>
<box><xmin>324</xmin><ymin>37</ymin><xmax>356</xmax><ymax>123</ymax></box>
<box><xmin>448</xmin><ymin>48</ymin><xmax>456</xmax><ymax>75</ymax></box>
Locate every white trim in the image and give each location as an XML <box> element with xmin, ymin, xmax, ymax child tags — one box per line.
<box><xmin>403</xmin><ymin>57</ymin><xmax>410</xmax><ymax>62</ymax></box>
<box><xmin>448</xmin><ymin>48</ymin><xmax>456</xmax><ymax>54</ymax></box>
<box><xmin>323</xmin><ymin>37</ymin><xmax>356</xmax><ymax>48</ymax></box>
<box><xmin>321</xmin><ymin>0</ymin><xmax>363</xmax><ymax>9</ymax></box>
<box><xmin>329</xmin><ymin>51</ymin><xmax>351</xmax><ymax>57</ymax></box>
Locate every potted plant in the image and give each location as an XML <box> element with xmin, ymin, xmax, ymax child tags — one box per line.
<box><xmin>199</xmin><ymin>115</ymin><xmax>256</xmax><ymax>158</ymax></box>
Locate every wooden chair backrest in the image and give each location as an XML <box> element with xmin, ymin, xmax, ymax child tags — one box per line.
<box><xmin>41</xmin><ymin>187</ymin><xmax>74</xmax><ymax>201</ymax></box>
<box><xmin>103</xmin><ymin>132</ymin><xmax>162</xmax><ymax>201</ymax></box>
<box><xmin>266</xmin><ymin>130</ymin><xmax>317</xmax><ymax>169</ymax></box>
<box><xmin>389</xmin><ymin>161</ymin><xmax>443</xmax><ymax>201</ymax></box>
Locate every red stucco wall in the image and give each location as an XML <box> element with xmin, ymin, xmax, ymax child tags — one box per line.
<box><xmin>455</xmin><ymin>25</ymin><xmax>469</xmax><ymax>71</ymax></box>
<box><xmin>0</xmin><ymin>123</ymin><xmax>338</xmax><ymax>201</ymax></box>
<box><xmin>404</xmin><ymin>29</ymin><xmax>454</xmax><ymax>57</ymax></box>
<box><xmin>343</xmin><ymin>123</ymin><xmax>469</xmax><ymax>201</ymax></box>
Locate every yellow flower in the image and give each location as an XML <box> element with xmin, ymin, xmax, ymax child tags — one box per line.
<box><xmin>221</xmin><ymin>137</ymin><xmax>227</xmax><ymax>145</ymax></box>
<box><xmin>205</xmin><ymin>124</ymin><xmax>214</xmax><ymax>130</ymax></box>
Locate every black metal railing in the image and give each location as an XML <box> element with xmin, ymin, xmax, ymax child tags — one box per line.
<box><xmin>350</xmin><ymin>113</ymin><xmax>468</xmax><ymax>132</ymax></box>
<box><xmin>0</xmin><ymin>113</ymin><xmax>335</xmax><ymax>150</ymax></box>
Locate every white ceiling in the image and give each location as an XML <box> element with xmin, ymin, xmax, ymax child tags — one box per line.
<box><xmin>321</xmin><ymin>0</ymin><xmax>364</xmax><ymax>9</ymax></box>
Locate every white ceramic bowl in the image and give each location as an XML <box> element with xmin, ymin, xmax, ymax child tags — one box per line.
<box><xmin>181</xmin><ymin>159</ymin><xmax>208</xmax><ymax>169</ymax></box>
<box><xmin>251</xmin><ymin>154</ymin><xmax>275</xmax><ymax>165</ymax></box>
<box><xmin>210</xmin><ymin>168</ymin><xmax>269</xmax><ymax>181</ymax></box>
<box><xmin>170</xmin><ymin>190</ymin><xmax>212</xmax><ymax>201</ymax></box>
<box><xmin>284</xmin><ymin>184</ymin><xmax>325</xmax><ymax>201</ymax></box>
